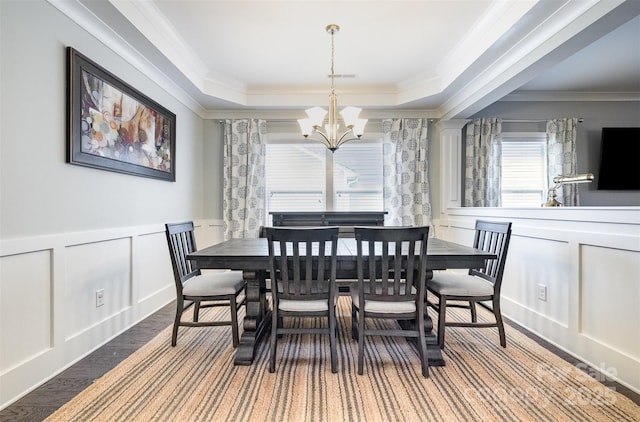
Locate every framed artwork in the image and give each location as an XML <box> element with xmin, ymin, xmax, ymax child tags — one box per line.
<box><xmin>66</xmin><ymin>47</ymin><xmax>176</xmax><ymax>181</ymax></box>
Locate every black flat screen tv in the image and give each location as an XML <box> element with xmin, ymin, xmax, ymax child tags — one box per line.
<box><xmin>597</xmin><ymin>127</ymin><xmax>640</xmax><ymax>190</ymax></box>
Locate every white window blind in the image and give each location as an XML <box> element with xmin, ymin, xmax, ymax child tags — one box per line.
<box><xmin>265</xmin><ymin>136</ymin><xmax>383</xmax><ymax>221</ymax></box>
<box><xmin>332</xmin><ymin>142</ymin><xmax>383</xmax><ymax>211</ymax></box>
<box><xmin>501</xmin><ymin>133</ymin><xmax>548</xmax><ymax>207</ymax></box>
<box><xmin>265</xmin><ymin>143</ymin><xmax>326</xmax><ymax>213</ymax></box>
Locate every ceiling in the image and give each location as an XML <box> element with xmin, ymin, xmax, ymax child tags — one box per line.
<box><xmin>57</xmin><ymin>0</ymin><xmax>639</xmax><ymax>119</ymax></box>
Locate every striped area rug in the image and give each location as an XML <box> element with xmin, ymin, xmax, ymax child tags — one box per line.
<box><xmin>46</xmin><ymin>297</ymin><xmax>638</xmax><ymax>421</ymax></box>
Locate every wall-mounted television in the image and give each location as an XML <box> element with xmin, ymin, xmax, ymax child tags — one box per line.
<box><xmin>597</xmin><ymin>127</ymin><xmax>640</xmax><ymax>190</ymax></box>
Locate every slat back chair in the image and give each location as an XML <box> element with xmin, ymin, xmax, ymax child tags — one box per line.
<box><xmin>427</xmin><ymin>220</ymin><xmax>512</xmax><ymax>349</ymax></box>
<box><xmin>165</xmin><ymin>222</ymin><xmax>245</xmax><ymax>348</ymax></box>
<box><xmin>471</xmin><ymin>221</ymin><xmax>511</xmax><ymax>283</ymax></box>
<box><xmin>266</xmin><ymin>226</ymin><xmax>340</xmax><ymax>373</ymax></box>
<box><xmin>352</xmin><ymin>226</ymin><xmax>430</xmax><ymax>378</ymax></box>
<box><xmin>167</xmin><ymin>223</ymin><xmax>199</xmax><ymax>284</ymax></box>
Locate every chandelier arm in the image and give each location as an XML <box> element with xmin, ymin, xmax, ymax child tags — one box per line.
<box><xmin>338</xmin><ymin>130</ymin><xmax>357</xmax><ymax>143</ymax></box>
<box><xmin>335</xmin><ymin>133</ymin><xmax>359</xmax><ymax>150</ymax></box>
<box><xmin>313</xmin><ymin>129</ymin><xmax>330</xmax><ymax>144</ymax></box>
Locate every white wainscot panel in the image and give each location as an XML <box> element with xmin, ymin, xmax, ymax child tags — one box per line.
<box><xmin>446</xmin><ymin>226</ymin><xmax>475</xmax><ymax>246</ymax></box>
<box><xmin>0</xmin><ymin>250</ymin><xmax>51</xmax><ymax>373</ymax></box>
<box><xmin>65</xmin><ymin>238</ymin><xmax>132</xmax><ymax>340</ymax></box>
<box><xmin>502</xmin><ymin>235</ymin><xmax>570</xmax><ymax>327</ymax></box>
<box><xmin>580</xmin><ymin>245</ymin><xmax>640</xmax><ymax>359</ymax></box>
<box><xmin>194</xmin><ymin>220</ymin><xmax>225</xmax><ymax>248</ymax></box>
<box><xmin>136</xmin><ymin>231</ymin><xmax>173</xmax><ymax>303</ymax></box>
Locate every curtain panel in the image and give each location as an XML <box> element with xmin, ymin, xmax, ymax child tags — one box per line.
<box><xmin>382</xmin><ymin>118</ymin><xmax>432</xmax><ymax>227</ymax></box>
<box><xmin>464</xmin><ymin>118</ymin><xmax>502</xmax><ymax>207</ymax></box>
<box><xmin>546</xmin><ymin>118</ymin><xmax>579</xmax><ymax>206</ymax></box>
<box><xmin>223</xmin><ymin>119</ymin><xmax>266</xmax><ymax>239</ymax></box>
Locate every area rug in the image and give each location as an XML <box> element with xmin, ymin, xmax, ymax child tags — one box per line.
<box><xmin>46</xmin><ymin>297</ymin><xmax>638</xmax><ymax>421</ymax></box>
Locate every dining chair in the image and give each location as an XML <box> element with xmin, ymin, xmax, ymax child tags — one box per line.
<box><xmin>165</xmin><ymin>222</ymin><xmax>245</xmax><ymax>348</ymax></box>
<box><xmin>258</xmin><ymin>226</ymin><xmax>273</xmax><ymax>295</ymax></box>
<box><xmin>351</xmin><ymin>226</ymin><xmax>431</xmax><ymax>378</ymax></box>
<box><xmin>266</xmin><ymin>226</ymin><xmax>340</xmax><ymax>373</ymax></box>
<box><xmin>426</xmin><ymin>220</ymin><xmax>512</xmax><ymax>349</ymax></box>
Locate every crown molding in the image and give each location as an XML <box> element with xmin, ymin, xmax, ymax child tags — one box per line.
<box><xmin>501</xmin><ymin>91</ymin><xmax>640</xmax><ymax>102</ymax></box>
<box><xmin>203</xmin><ymin>109</ymin><xmax>440</xmax><ymax>121</ymax></box>
<box><xmin>435</xmin><ymin>0</ymin><xmax>537</xmax><ymax>90</ymax></box>
<box><xmin>47</xmin><ymin>0</ymin><xmax>208</xmax><ymax>117</ymax></box>
<box><xmin>438</xmin><ymin>0</ymin><xmax>629</xmax><ymax>119</ymax></box>
<box><xmin>47</xmin><ymin>0</ymin><xmax>638</xmax><ymax>119</ymax></box>
<box><xmin>108</xmin><ymin>0</ymin><xmax>210</xmax><ymax>87</ymax></box>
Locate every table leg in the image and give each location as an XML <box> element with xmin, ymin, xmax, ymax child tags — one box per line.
<box><xmin>398</xmin><ymin>312</ymin><xmax>445</xmax><ymax>366</ymax></box>
<box><xmin>425</xmin><ymin>315</ymin><xmax>445</xmax><ymax>366</ymax></box>
<box><xmin>234</xmin><ymin>269</ymin><xmax>271</xmax><ymax>365</ymax></box>
<box><xmin>398</xmin><ymin>271</ymin><xmax>444</xmax><ymax>366</ymax></box>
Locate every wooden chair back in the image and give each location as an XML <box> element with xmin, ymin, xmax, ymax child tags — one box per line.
<box><xmin>266</xmin><ymin>227</ymin><xmax>339</xmax><ymax>302</ymax></box>
<box><xmin>469</xmin><ymin>220</ymin><xmax>512</xmax><ymax>290</ymax></box>
<box><xmin>354</xmin><ymin>226</ymin><xmax>430</xmax><ymax>303</ymax></box>
<box><xmin>165</xmin><ymin>222</ymin><xmax>201</xmax><ymax>291</ymax></box>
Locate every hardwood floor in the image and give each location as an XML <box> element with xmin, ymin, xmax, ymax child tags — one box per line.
<box><xmin>0</xmin><ymin>303</ymin><xmax>176</xmax><ymax>422</ymax></box>
<box><xmin>1</xmin><ymin>303</ymin><xmax>637</xmax><ymax>421</ymax></box>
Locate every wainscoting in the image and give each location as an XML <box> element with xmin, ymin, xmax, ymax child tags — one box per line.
<box><xmin>435</xmin><ymin>207</ymin><xmax>640</xmax><ymax>394</ymax></box>
<box><xmin>3</xmin><ymin>211</ymin><xmax>638</xmax><ymax>408</ymax></box>
<box><xmin>0</xmin><ymin>220</ymin><xmax>225</xmax><ymax>409</ymax></box>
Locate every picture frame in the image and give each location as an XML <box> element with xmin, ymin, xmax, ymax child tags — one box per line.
<box><xmin>66</xmin><ymin>47</ymin><xmax>176</xmax><ymax>181</ymax></box>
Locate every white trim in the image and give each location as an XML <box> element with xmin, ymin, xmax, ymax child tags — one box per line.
<box><xmin>46</xmin><ymin>0</ymin><xmax>207</xmax><ymax>117</ymax></box>
<box><xmin>502</xmin><ymin>91</ymin><xmax>640</xmax><ymax>102</ymax></box>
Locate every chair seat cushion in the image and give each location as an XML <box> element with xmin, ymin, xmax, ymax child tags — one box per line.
<box><xmin>183</xmin><ymin>271</ymin><xmax>244</xmax><ymax>297</ymax></box>
<box><xmin>427</xmin><ymin>272</ymin><xmax>494</xmax><ymax>297</ymax></box>
<box><xmin>276</xmin><ymin>280</ymin><xmax>338</xmax><ymax>312</ymax></box>
<box><xmin>279</xmin><ymin>298</ymin><xmax>336</xmax><ymax>312</ymax></box>
<box><xmin>351</xmin><ymin>283</ymin><xmax>417</xmax><ymax>314</ymax></box>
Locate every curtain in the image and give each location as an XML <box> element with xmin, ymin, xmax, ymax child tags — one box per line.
<box><xmin>546</xmin><ymin>118</ymin><xmax>579</xmax><ymax>206</ymax></box>
<box><xmin>223</xmin><ymin>119</ymin><xmax>266</xmax><ymax>239</ymax></box>
<box><xmin>464</xmin><ymin>118</ymin><xmax>502</xmax><ymax>207</ymax></box>
<box><xmin>382</xmin><ymin>118</ymin><xmax>432</xmax><ymax>227</ymax></box>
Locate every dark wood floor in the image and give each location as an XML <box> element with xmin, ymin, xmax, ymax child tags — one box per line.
<box><xmin>0</xmin><ymin>304</ymin><xmax>176</xmax><ymax>422</ymax></box>
<box><xmin>1</xmin><ymin>303</ymin><xmax>638</xmax><ymax>421</ymax></box>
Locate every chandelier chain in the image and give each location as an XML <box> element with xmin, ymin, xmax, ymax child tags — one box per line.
<box><xmin>330</xmin><ymin>27</ymin><xmax>335</xmax><ymax>94</ymax></box>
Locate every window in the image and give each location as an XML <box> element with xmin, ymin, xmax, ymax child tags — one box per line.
<box><xmin>500</xmin><ymin>132</ymin><xmax>548</xmax><ymax>207</ymax></box>
<box><xmin>332</xmin><ymin>142</ymin><xmax>383</xmax><ymax>211</ymax></box>
<box><xmin>265</xmin><ymin>143</ymin><xmax>326</xmax><ymax>212</ymax></box>
<box><xmin>265</xmin><ymin>135</ymin><xmax>383</xmax><ymax>221</ymax></box>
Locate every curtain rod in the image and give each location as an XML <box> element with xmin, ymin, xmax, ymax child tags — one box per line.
<box><xmin>502</xmin><ymin>118</ymin><xmax>584</xmax><ymax>123</ymax></box>
<box><xmin>218</xmin><ymin>119</ymin><xmax>394</xmax><ymax>123</ymax></box>
<box><xmin>218</xmin><ymin>119</ymin><xmax>297</xmax><ymax>123</ymax></box>
<box><xmin>218</xmin><ymin>118</ymin><xmax>584</xmax><ymax>124</ymax></box>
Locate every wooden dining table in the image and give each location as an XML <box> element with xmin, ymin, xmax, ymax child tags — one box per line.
<box><xmin>187</xmin><ymin>236</ymin><xmax>495</xmax><ymax>366</ymax></box>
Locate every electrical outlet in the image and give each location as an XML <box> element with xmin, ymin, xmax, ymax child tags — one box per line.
<box><xmin>537</xmin><ymin>284</ymin><xmax>547</xmax><ymax>302</ymax></box>
<box><xmin>96</xmin><ymin>289</ymin><xmax>105</xmax><ymax>307</ymax></box>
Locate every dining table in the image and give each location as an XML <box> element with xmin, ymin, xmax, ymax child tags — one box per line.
<box><xmin>187</xmin><ymin>236</ymin><xmax>495</xmax><ymax>366</ymax></box>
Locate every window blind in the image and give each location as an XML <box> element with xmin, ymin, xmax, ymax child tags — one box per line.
<box><xmin>332</xmin><ymin>142</ymin><xmax>383</xmax><ymax>211</ymax></box>
<box><xmin>265</xmin><ymin>138</ymin><xmax>384</xmax><ymax>220</ymax></box>
<box><xmin>265</xmin><ymin>144</ymin><xmax>326</xmax><ymax>213</ymax></box>
<box><xmin>501</xmin><ymin>134</ymin><xmax>547</xmax><ymax>207</ymax></box>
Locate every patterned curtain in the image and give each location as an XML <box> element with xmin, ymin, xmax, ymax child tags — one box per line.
<box><xmin>382</xmin><ymin>118</ymin><xmax>432</xmax><ymax>227</ymax></box>
<box><xmin>546</xmin><ymin>118</ymin><xmax>579</xmax><ymax>206</ymax></box>
<box><xmin>464</xmin><ymin>118</ymin><xmax>502</xmax><ymax>207</ymax></box>
<box><xmin>223</xmin><ymin>119</ymin><xmax>266</xmax><ymax>239</ymax></box>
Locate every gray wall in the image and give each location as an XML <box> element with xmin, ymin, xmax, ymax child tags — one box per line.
<box><xmin>203</xmin><ymin>120</ymin><xmax>224</xmax><ymax>219</ymax></box>
<box><xmin>471</xmin><ymin>100</ymin><xmax>640</xmax><ymax>206</ymax></box>
<box><xmin>1</xmin><ymin>0</ymin><xmax>206</xmax><ymax>238</ymax></box>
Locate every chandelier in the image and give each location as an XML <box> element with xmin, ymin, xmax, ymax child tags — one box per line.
<box><xmin>298</xmin><ymin>24</ymin><xmax>367</xmax><ymax>152</ymax></box>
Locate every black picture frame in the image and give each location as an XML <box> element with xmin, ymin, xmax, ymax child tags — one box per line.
<box><xmin>66</xmin><ymin>47</ymin><xmax>176</xmax><ymax>181</ymax></box>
